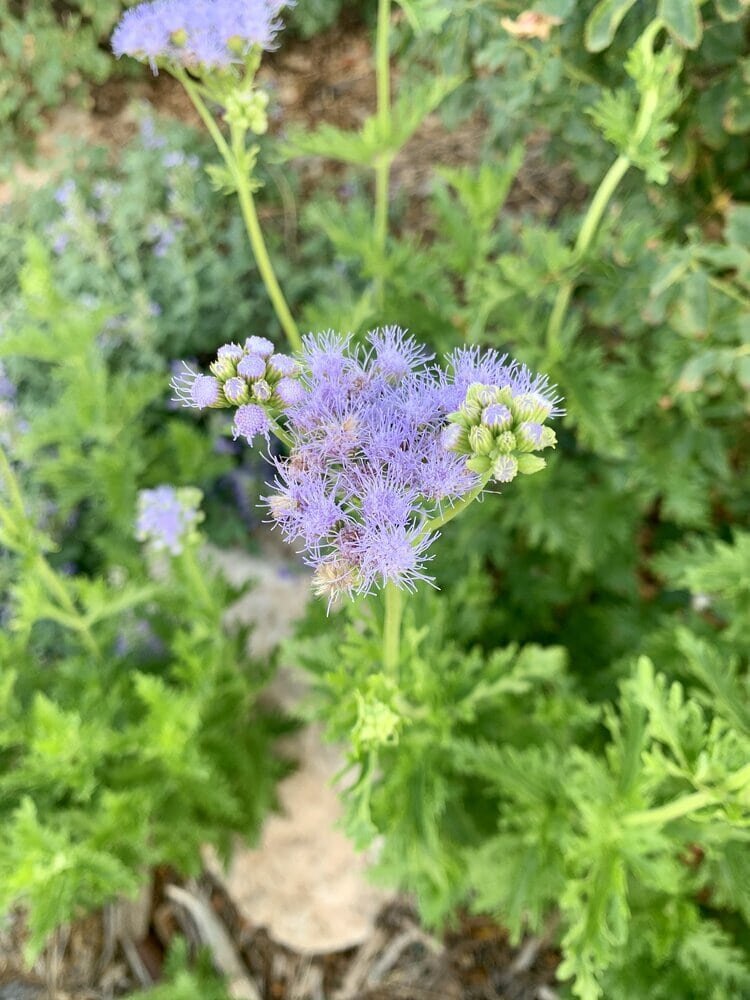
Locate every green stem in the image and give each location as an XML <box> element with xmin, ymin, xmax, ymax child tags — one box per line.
<box><xmin>624</xmin><ymin>790</ymin><xmax>715</xmax><ymax>828</ymax></box>
<box><xmin>545</xmin><ymin>153</ymin><xmax>630</xmax><ymax>364</ymax></box>
<box><xmin>176</xmin><ymin>70</ymin><xmax>233</xmax><ymax>161</ymax></box>
<box><xmin>418</xmin><ymin>471</ymin><xmax>494</xmax><ymax>541</ymax></box>
<box><xmin>373</xmin><ymin>0</ymin><xmax>392</xmax><ymax>309</ymax></box>
<box><xmin>267</xmin><ymin>415</ymin><xmax>293</xmax><ymax>449</ymax></box>
<box><xmin>544</xmin><ymin>24</ymin><xmax>665</xmax><ymax>366</ymax></box>
<box><xmin>383</xmin><ymin>581</ymin><xmax>403</xmax><ymax>675</ymax></box>
<box><xmin>177</xmin><ymin>70</ymin><xmax>302</xmax><ymax>353</ymax></box>
<box><xmin>234</xmin><ymin>171</ymin><xmax>302</xmax><ymax>352</ymax></box>
<box><xmin>182</xmin><ymin>545</ymin><xmax>215</xmax><ymax>611</ymax></box>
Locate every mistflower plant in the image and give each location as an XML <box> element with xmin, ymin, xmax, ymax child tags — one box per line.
<box><xmin>111</xmin><ymin>0</ymin><xmax>301</xmax><ymax>351</ymax></box>
<box><xmin>174</xmin><ymin>326</ymin><xmax>560</xmax><ymax>668</ymax></box>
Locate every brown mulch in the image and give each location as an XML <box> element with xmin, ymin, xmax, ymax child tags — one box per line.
<box><xmin>59</xmin><ymin>17</ymin><xmax>582</xmax><ymax>229</ymax></box>
<box><xmin>0</xmin><ymin>868</ymin><xmax>561</xmax><ymax>1000</ymax></box>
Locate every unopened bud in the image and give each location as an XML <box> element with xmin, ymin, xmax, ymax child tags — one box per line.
<box><xmin>252</xmin><ymin>379</ymin><xmax>272</xmax><ymax>402</ymax></box>
<box><xmin>223</xmin><ymin>376</ymin><xmax>250</xmax><ymax>405</ymax></box>
<box><xmin>468</xmin><ymin>424</ymin><xmax>495</xmax><ymax>456</ymax></box>
<box><xmin>441</xmin><ymin>424</ymin><xmax>469</xmax><ymax>452</ymax></box>
<box><xmin>492</xmin><ymin>454</ymin><xmax>519</xmax><ymax>483</ymax></box>
<box><xmin>513</xmin><ymin>392</ymin><xmax>553</xmax><ymax>423</ymax></box>
<box><xmin>466</xmin><ymin>454</ymin><xmax>491</xmax><ymax>474</ymax></box>
<box><xmin>495</xmin><ymin>431</ymin><xmax>517</xmax><ymax>454</ymax></box>
<box><xmin>482</xmin><ymin>403</ymin><xmax>512</xmax><ymax>430</ymax></box>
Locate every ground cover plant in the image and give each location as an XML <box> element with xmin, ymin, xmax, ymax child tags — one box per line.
<box><xmin>1</xmin><ymin>0</ymin><xmax>749</xmax><ymax>998</ymax></box>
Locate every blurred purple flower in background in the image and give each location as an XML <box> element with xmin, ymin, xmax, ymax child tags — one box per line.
<box><xmin>136</xmin><ymin>485</ymin><xmax>204</xmax><ymax>554</ymax></box>
<box><xmin>112</xmin><ymin>0</ymin><xmax>294</xmax><ymax>71</ymax></box>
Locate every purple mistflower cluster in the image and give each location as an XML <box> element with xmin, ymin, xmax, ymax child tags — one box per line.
<box><xmin>136</xmin><ymin>485</ymin><xmax>204</xmax><ymax>555</ymax></box>
<box><xmin>173</xmin><ymin>327</ymin><xmax>560</xmax><ymax>605</ymax></box>
<box><xmin>112</xmin><ymin>0</ymin><xmax>292</xmax><ymax>71</ymax></box>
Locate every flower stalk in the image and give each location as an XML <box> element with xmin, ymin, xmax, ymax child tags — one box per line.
<box><xmin>383</xmin><ymin>581</ymin><xmax>403</xmax><ymax>674</ymax></box>
<box><xmin>373</xmin><ymin>0</ymin><xmax>393</xmax><ymax>309</ymax></box>
<box><xmin>175</xmin><ymin>70</ymin><xmax>302</xmax><ymax>353</ymax></box>
<box><xmin>544</xmin><ymin>21</ymin><xmax>666</xmax><ymax>367</ymax></box>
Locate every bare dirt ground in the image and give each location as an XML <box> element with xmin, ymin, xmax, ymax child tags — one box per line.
<box><xmin>1</xmin><ymin>16</ymin><xmax>570</xmax><ymax>999</ymax></box>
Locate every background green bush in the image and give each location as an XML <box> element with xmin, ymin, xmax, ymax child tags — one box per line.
<box><xmin>1</xmin><ymin>1</ymin><xmax>748</xmax><ymax>997</ymax></box>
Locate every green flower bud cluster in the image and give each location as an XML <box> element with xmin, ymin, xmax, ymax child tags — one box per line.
<box><xmin>175</xmin><ymin>336</ymin><xmax>304</xmax><ymax>413</ymax></box>
<box><xmin>443</xmin><ymin>382</ymin><xmax>557</xmax><ymax>483</ymax></box>
<box><xmin>223</xmin><ymin>87</ymin><xmax>270</xmax><ymax>134</ymax></box>
<box><xmin>211</xmin><ymin>337</ymin><xmax>303</xmax><ymax>409</ymax></box>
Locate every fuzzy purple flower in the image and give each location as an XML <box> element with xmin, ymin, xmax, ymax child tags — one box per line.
<box><xmin>267</xmin><ymin>353</ymin><xmax>299</xmax><ymax>377</ymax></box>
<box><xmin>176</xmin><ymin>326</ymin><xmax>560</xmax><ymax>604</ymax></box>
<box><xmin>245</xmin><ymin>335</ymin><xmax>275</xmax><ymax>357</ymax></box>
<box><xmin>172</xmin><ymin>364</ymin><xmax>223</xmax><ymax>409</ymax></box>
<box><xmin>112</xmin><ymin>0</ymin><xmax>292</xmax><ymax>71</ymax></box>
<box><xmin>233</xmin><ymin>403</ymin><xmax>271</xmax><ymax>443</ymax></box>
<box><xmin>237</xmin><ymin>353</ymin><xmax>267</xmax><ymax>380</ymax></box>
<box><xmin>136</xmin><ymin>485</ymin><xmax>203</xmax><ymax>554</ymax></box>
<box><xmin>367</xmin><ymin>325</ymin><xmax>434</xmax><ymax>382</ymax></box>
<box><xmin>275</xmin><ymin>376</ymin><xmax>305</xmax><ymax>406</ymax></box>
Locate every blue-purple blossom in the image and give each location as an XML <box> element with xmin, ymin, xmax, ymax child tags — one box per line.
<box><xmin>233</xmin><ymin>403</ymin><xmax>271</xmax><ymax>443</ymax></box>
<box><xmin>482</xmin><ymin>403</ymin><xmax>512</xmax><ymax>430</ymax></box>
<box><xmin>268</xmin><ymin>353</ymin><xmax>299</xmax><ymax>377</ymax></box>
<box><xmin>275</xmin><ymin>376</ymin><xmax>305</xmax><ymax>406</ymax></box>
<box><xmin>52</xmin><ymin>232</ymin><xmax>71</xmax><ymax>255</ymax></box>
<box><xmin>140</xmin><ymin>114</ymin><xmax>168</xmax><ymax>149</ymax></box>
<box><xmin>112</xmin><ymin>0</ymin><xmax>292</xmax><ymax>71</ymax></box>
<box><xmin>175</xmin><ymin>326</ymin><xmax>560</xmax><ymax>604</ymax></box>
<box><xmin>224</xmin><ymin>376</ymin><xmax>249</xmax><ymax>404</ymax></box>
<box><xmin>238</xmin><ymin>353</ymin><xmax>267</xmax><ymax>380</ymax></box>
<box><xmin>367</xmin><ymin>325</ymin><xmax>434</xmax><ymax>382</ymax></box>
<box><xmin>136</xmin><ymin>485</ymin><xmax>203</xmax><ymax>554</ymax></box>
<box><xmin>172</xmin><ymin>364</ymin><xmax>222</xmax><ymax>409</ymax></box>
<box><xmin>54</xmin><ymin>180</ymin><xmax>76</xmax><ymax>206</ymax></box>
<box><xmin>245</xmin><ymin>335</ymin><xmax>275</xmax><ymax>357</ymax></box>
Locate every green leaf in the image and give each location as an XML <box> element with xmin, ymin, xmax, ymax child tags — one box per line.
<box><xmin>395</xmin><ymin>0</ymin><xmax>451</xmax><ymax>35</ymax></box>
<box><xmin>584</xmin><ymin>0</ymin><xmax>638</xmax><ymax>52</ymax></box>
<box><xmin>658</xmin><ymin>0</ymin><xmax>703</xmax><ymax>48</ymax></box>
<box><xmin>725</xmin><ymin>203</ymin><xmax>750</xmax><ymax>247</ymax></box>
<box><xmin>715</xmin><ymin>0</ymin><xmax>749</xmax><ymax>22</ymax></box>
<box><xmin>285</xmin><ymin>75</ymin><xmax>462</xmax><ymax>167</ymax></box>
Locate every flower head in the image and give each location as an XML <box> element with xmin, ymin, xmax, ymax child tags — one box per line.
<box><xmin>136</xmin><ymin>485</ymin><xmax>203</xmax><ymax>554</ymax></box>
<box><xmin>112</xmin><ymin>0</ymin><xmax>292</xmax><ymax>71</ymax></box>
<box><xmin>233</xmin><ymin>403</ymin><xmax>271</xmax><ymax>443</ymax></box>
<box><xmin>172</xmin><ymin>364</ymin><xmax>224</xmax><ymax>409</ymax></box>
<box><xmin>177</xmin><ymin>326</ymin><xmax>561</xmax><ymax>604</ymax></box>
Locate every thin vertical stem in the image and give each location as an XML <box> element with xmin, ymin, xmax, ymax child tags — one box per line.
<box><xmin>233</xmin><ymin>172</ymin><xmax>302</xmax><ymax>352</ymax></box>
<box><xmin>383</xmin><ymin>582</ymin><xmax>403</xmax><ymax>675</ymax></box>
<box><xmin>543</xmin><ymin>24</ymin><xmax>666</xmax><ymax>367</ymax></box>
<box><xmin>544</xmin><ymin>153</ymin><xmax>631</xmax><ymax>365</ymax></box>
<box><xmin>373</xmin><ymin>0</ymin><xmax>392</xmax><ymax>309</ymax></box>
<box><xmin>177</xmin><ymin>70</ymin><xmax>302</xmax><ymax>353</ymax></box>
